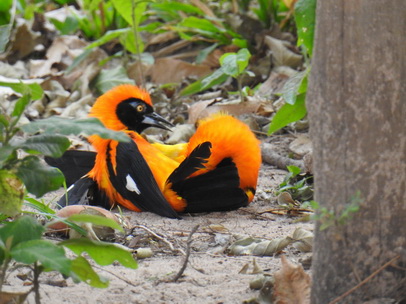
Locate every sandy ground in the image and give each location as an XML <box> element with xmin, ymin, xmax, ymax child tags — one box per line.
<box><xmin>4</xmin><ymin>164</ymin><xmax>313</xmax><ymax>304</ymax></box>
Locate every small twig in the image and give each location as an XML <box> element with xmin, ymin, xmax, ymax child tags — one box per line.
<box><xmin>131</xmin><ymin>224</ymin><xmax>184</xmax><ymax>255</ymax></box>
<box><xmin>92</xmin><ymin>265</ymin><xmax>138</xmax><ymax>287</ymax></box>
<box><xmin>172</xmin><ymin>225</ymin><xmax>200</xmax><ymax>282</ymax></box>
<box><xmin>328</xmin><ymin>255</ymin><xmax>400</xmax><ymax>304</ymax></box>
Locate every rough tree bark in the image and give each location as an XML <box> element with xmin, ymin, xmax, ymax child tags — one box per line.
<box><xmin>307</xmin><ymin>1</ymin><xmax>406</xmax><ymax>303</ymax></box>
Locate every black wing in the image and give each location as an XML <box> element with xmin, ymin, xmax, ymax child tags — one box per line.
<box><xmin>45</xmin><ymin>150</ymin><xmax>96</xmax><ymax>186</ymax></box>
<box><xmin>107</xmin><ymin>140</ymin><xmax>180</xmax><ymax>219</ymax></box>
<box><xmin>56</xmin><ymin>176</ymin><xmax>111</xmax><ymax>209</ymax></box>
<box><xmin>167</xmin><ymin>144</ymin><xmax>248</xmax><ymax>213</ymax></box>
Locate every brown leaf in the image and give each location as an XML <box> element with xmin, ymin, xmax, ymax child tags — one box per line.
<box><xmin>289</xmin><ymin>134</ymin><xmax>312</xmax><ymax>157</ymax></box>
<box><xmin>264</xmin><ymin>36</ymin><xmax>303</xmax><ymax>68</ymax></box>
<box><xmin>0</xmin><ymin>291</ymin><xmax>29</xmax><ymax>304</ymax></box>
<box><xmin>149</xmin><ymin>58</ymin><xmax>212</xmax><ymax>84</ymax></box>
<box><xmin>229</xmin><ymin>236</ymin><xmax>293</xmax><ymax>256</ymax></box>
<box><xmin>273</xmin><ymin>256</ymin><xmax>311</xmax><ymax>304</ymax></box>
<box><xmin>8</xmin><ymin>21</ymin><xmax>39</xmax><ymax>60</ymax></box>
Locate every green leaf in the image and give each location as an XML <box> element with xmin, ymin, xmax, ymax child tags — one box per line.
<box><xmin>70</xmin><ymin>256</ymin><xmax>109</xmax><ymax>288</ymax></box>
<box><xmin>15</xmin><ymin>156</ymin><xmax>65</xmax><ymax>197</ymax></box>
<box><xmin>282</xmin><ymin>69</ymin><xmax>309</xmax><ymax>105</ymax></box>
<box><xmin>11</xmin><ymin>240</ymin><xmax>71</xmax><ymax>276</ymax></box>
<box><xmin>85</xmin><ymin>28</ymin><xmax>130</xmax><ymax>50</ymax></box>
<box><xmin>219</xmin><ymin>48</ymin><xmax>251</xmax><ymax>77</ymax></box>
<box><xmin>294</xmin><ymin>0</ymin><xmax>316</xmax><ymax>57</ymax></box>
<box><xmin>93</xmin><ymin>66</ymin><xmax>135</xmax><ymax>94</ymax></box>
<box><xmin>60</xmin><ymin>238</ymin><xmax>137</xmax><ymax>269</ymax></box>
<box><xmin>49</xmin><ymin>15</ymin><xmax>79</xmax><ymax>35</ymax></box>
<box><xmin>0</xmin><ymin>24</ymin><xmax>11</xmax><ymax>53</ymax></box>
<box><xmin>0</xmin><ymin>82</ymin><xmax>43</xmax><ymax>101</ymax></box>
<box><xmin>111</xmin><ymin>0</ymin><xmax>147</xmax><ymax>27</ymax></box>
<box><xmin>268</xmin><ymin>93</ymin><xmax>307</xmax><ymax>134</ymax></box>
<box><xmin>67</xmin><ymin>214</ymin><xmax>124</xmax><ymax>233</ymax></box>
<box><xmin>20</xmin><ymin>117</ymin><xmax>130</xmax><ymax>142</ymax></box>
<box><xmin>24</xmin><ymin>197</ymin><xmax>55</xmax><ymax>215</ymax></box>
<box><xmin>179</xmin><ymin>69</ymin><xmax>228</xmax><ymax>96</ymax></box>
<box><xmin>11</xmin><ymin>95</ymin><xmax>30</xmax><ymax>117</ymax></box>
<box><xmin>16</xmin><ymin>135</ymin><xmax>71</xmax><ymax>157</ymax></box>
<box><xmin>287</xmin><ymin>165</ymin><xmax>301</xmax><ymax>176</ymax></box>
<box><xmin>0</xmin><ymin>216</ymin><xmax>44</xmax><ymax>249</ymax></box>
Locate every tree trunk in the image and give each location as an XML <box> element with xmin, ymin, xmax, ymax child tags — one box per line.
<box><xmin>307</xmin><ymin>1</ymin><xmax>406</xmax><ymax>303</ymax></box>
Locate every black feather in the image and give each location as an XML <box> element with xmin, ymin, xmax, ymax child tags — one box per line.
<box><xmin>170</xmin><ymin>157</ymin><xmax>248</xmax><ymax>213</ymax></box>
<box><xmin>167</xmin><ymin>142</ymin><xmax>212</xmax><ymax>185</ymax></box>
<box><xmin>56</xmin><ymin>176</ymin><xmax>110</xmax><ymax>209</ymax></box>
<box><xmin>107</xmin><ymin>140</ymin><xmax>180</xmax><ymax>219</ymax></box>
<box><xmin>45</xmin><ymin>150</ymin><xmax>96</xmax><ymax>186</ymax></box>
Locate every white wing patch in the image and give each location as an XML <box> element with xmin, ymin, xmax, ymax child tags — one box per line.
<box><xmin>126</xmin><ymin>174</ymin><xmax>141</xmax><ymax>194</ymax></box>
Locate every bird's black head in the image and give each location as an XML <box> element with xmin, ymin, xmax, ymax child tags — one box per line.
<box><xmin>116</xmin><ymin>98</ymin><xmax>173</xmax><ymax>133</ymax></box>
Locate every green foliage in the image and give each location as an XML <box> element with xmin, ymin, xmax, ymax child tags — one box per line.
<box><xmin>0</xmin><ymin>216</ymin><xmax>137</xmax><ymax>295</ymax></box>
<box><xmin>277</xmin><ymin>165</ymin><xmax>313</xmax><ymax>203</ymax></box>
<box><xmin>180</xmin><ymin>48</ymin><xmax>253</xmax><ymax>101</ymax></box>
<box><xmin>306</xmin><ymin>192</ymin><xmax>362</xmax><ymax>231</ymax></box>
<box><xmin>268</xmin><ymin>67</ymin><xmax>310</xmax><ymax>134</ymax></box>
<box><xmin>92</xmin><ymin>66</ymin><xmax>135</xmax><ymax>94</ymax></box>
<box><xmin>294</xmin><ymin>0</ymin><xmax>316</xmax><ymax>57</ymax></box>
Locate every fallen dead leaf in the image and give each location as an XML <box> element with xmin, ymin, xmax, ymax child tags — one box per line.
<box><xmin>264</xmin><ymin>36</ymin><xmax>303</xmax><ymax>69</ymax></box>
<box><xmin>289</xmin><ymin>134</ymin><xmax>312</xmax><ymax>157</ymax></box>
<box><xmin>273</xmin><ymin>255</ymin><xmax>311</xmax><ymax>304</ymax></box>
<box><xmin>149</xmin><ymin>57</ymin><xmax>212</xmax><ymax>84</ymax></box>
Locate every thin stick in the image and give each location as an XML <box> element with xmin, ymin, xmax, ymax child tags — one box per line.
<box><xmin>131</xmin><ymin>224</ymin><xmax>184</xmax><ymax>255</ymax></box>
<box><xmin>328</xmin><ymin>255</ymin><xmax>400</xmax><ymax>304</ymax></box>
<box><xmin>172</xmin><ymin>225</ymin><xmax>200</xmax><ymax>282</ymax></box>
<box><xmin>92</xmin><ymin>265</ymin><xmax>138</xmax><ymax>287</ymax></box>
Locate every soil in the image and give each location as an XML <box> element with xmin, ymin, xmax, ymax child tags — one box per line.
<box><xmin>4</xmin><ymin>164</ymin><xmax>313</xmax><ymax>304</ymax></box>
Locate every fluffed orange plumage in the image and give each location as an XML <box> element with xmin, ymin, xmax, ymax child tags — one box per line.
<box><xmin>55</xmin><ymin>85</ymin><xmax>262</xmax><ymax>218</ymax></box>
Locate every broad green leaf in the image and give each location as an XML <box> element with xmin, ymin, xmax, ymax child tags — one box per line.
<box><xmin>21</xmin><ymin>117</ymin><xmax>130</xmax><ymax>142</ymax></box>
<box><xmin>11</xmin><ymin>240</ymin><xmax>71</xmax><ymax>276</ymax></box>
<box><xmin>67</xmin><ymin>214</ymin><xmax>124</xmax><ymax>233</ymax></box>
<box><xmin>0</xmin><ymin>216</ymin><xmax>44</xmax><ymax>249</ymax></box>
<box><xmin>287</xmin><ymin>165</ymin><xmax>301</xmax><ymax>176</ymax></box>
<box><xmin>70</xmin><ymin>256</ymin><xmax>109</xmax><ymax>288</ymax></box>
<box><xmin>49</xmin><ymin>16</ymin><xmax>79</xmax><ymax>35</ymax></box>
<box><xmin>15</xmin><ymin>156</ymin><xmax>65</xmax><ymax>197</ymax></box>
<box><xmin>60</xmin><ymin>238</ymin><xmax>137</xmax><ymax>269</ymax></box>
<box><xmin>11</xmin><ymin>95</ymin><xmax>30</xmax><ymax>117</ymax></box>
<box><xmin>294</xmin><ymin>0</ymin><xmax>316</xmax><ymax>57</ymax></box>
<box><xmin>219</xmin><ymin>48</ymin><xmax>251</xmax><ymax>77</ymax></box>
<box><xmin>93</xmin><ymin>66</ymin><xmax>135</xmax><ymax>94</ymax></box>
<box><xmin>0</xmin><ymin>145</ymin><xmax>15</xmax><ymax>165</ymax></box>
<box><xmin>119</xmin><ymin>29</ymin><xmax>144</xmax><ymax>54</ymax></box>
<box><xmin>17</xmin><ymin>135</ymin><xmax>71</xmax><ymax>157</ymax></box>
<box><xmin>0</xmin><ymin>24</ymin><xmax>11</xmax><ymax>53</ymax></box>
<box><xmin>110</xmin><ymin>0</ymin><xmax>147</xmax><ymax>27</ymax></box>
<box><xmin>179</xmin><ymin>69</ymin><xmax>228</xmax><ymax>96</ymax></box>
<box><xmin>282</xmin><ymin>69</ymin><xmax>309</xmax><ymax>105</ymax></box>
<box><xmin>0</xmin><ymin>82</ymin><xmax>43</xmax><ymax>100</ymax></box>
<box><xmin>268</xmin><ymin>93</ymin><xmax>307</xmax><ymax>134</ymax></box>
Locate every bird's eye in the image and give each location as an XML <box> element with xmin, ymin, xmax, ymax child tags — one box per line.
<box><xmin>136</xmin><ymin>105</ymin><xmax>144</xmax><ymax>112</ymax></box>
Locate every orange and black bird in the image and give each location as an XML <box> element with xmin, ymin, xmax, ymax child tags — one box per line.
<box><xmin>51</xmin><ymin>85</ymin><xmax>261</xmax><ymax>218</ymax></box>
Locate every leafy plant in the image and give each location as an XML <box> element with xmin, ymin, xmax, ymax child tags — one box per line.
<box><xmin>277</xmin><ymin>165</ymin><xmax>313</xmax><ymax>203</ymax></box>
<box><xmin>180</xmin><ymin>48</ymin><xmax>253</xmax><ymax>101</ymax></box>
<box><xmin>268</xmin><ymin>0</ymin><xmax>316</xmax><ymax>134</ymax></box>
<box><xmin>0</xmin><ymin>216</ymin><xmax>137</xmax><ymax>302</ymax></box>
<box><xmin>0</xmin><ymin>82</ymin><xmax>136</xmax><ymax>302</ymax></box>
<box><xmin>305</xmin><ymin>192</ymin><xmax>362</xmax><ymax>231</ymax></box>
